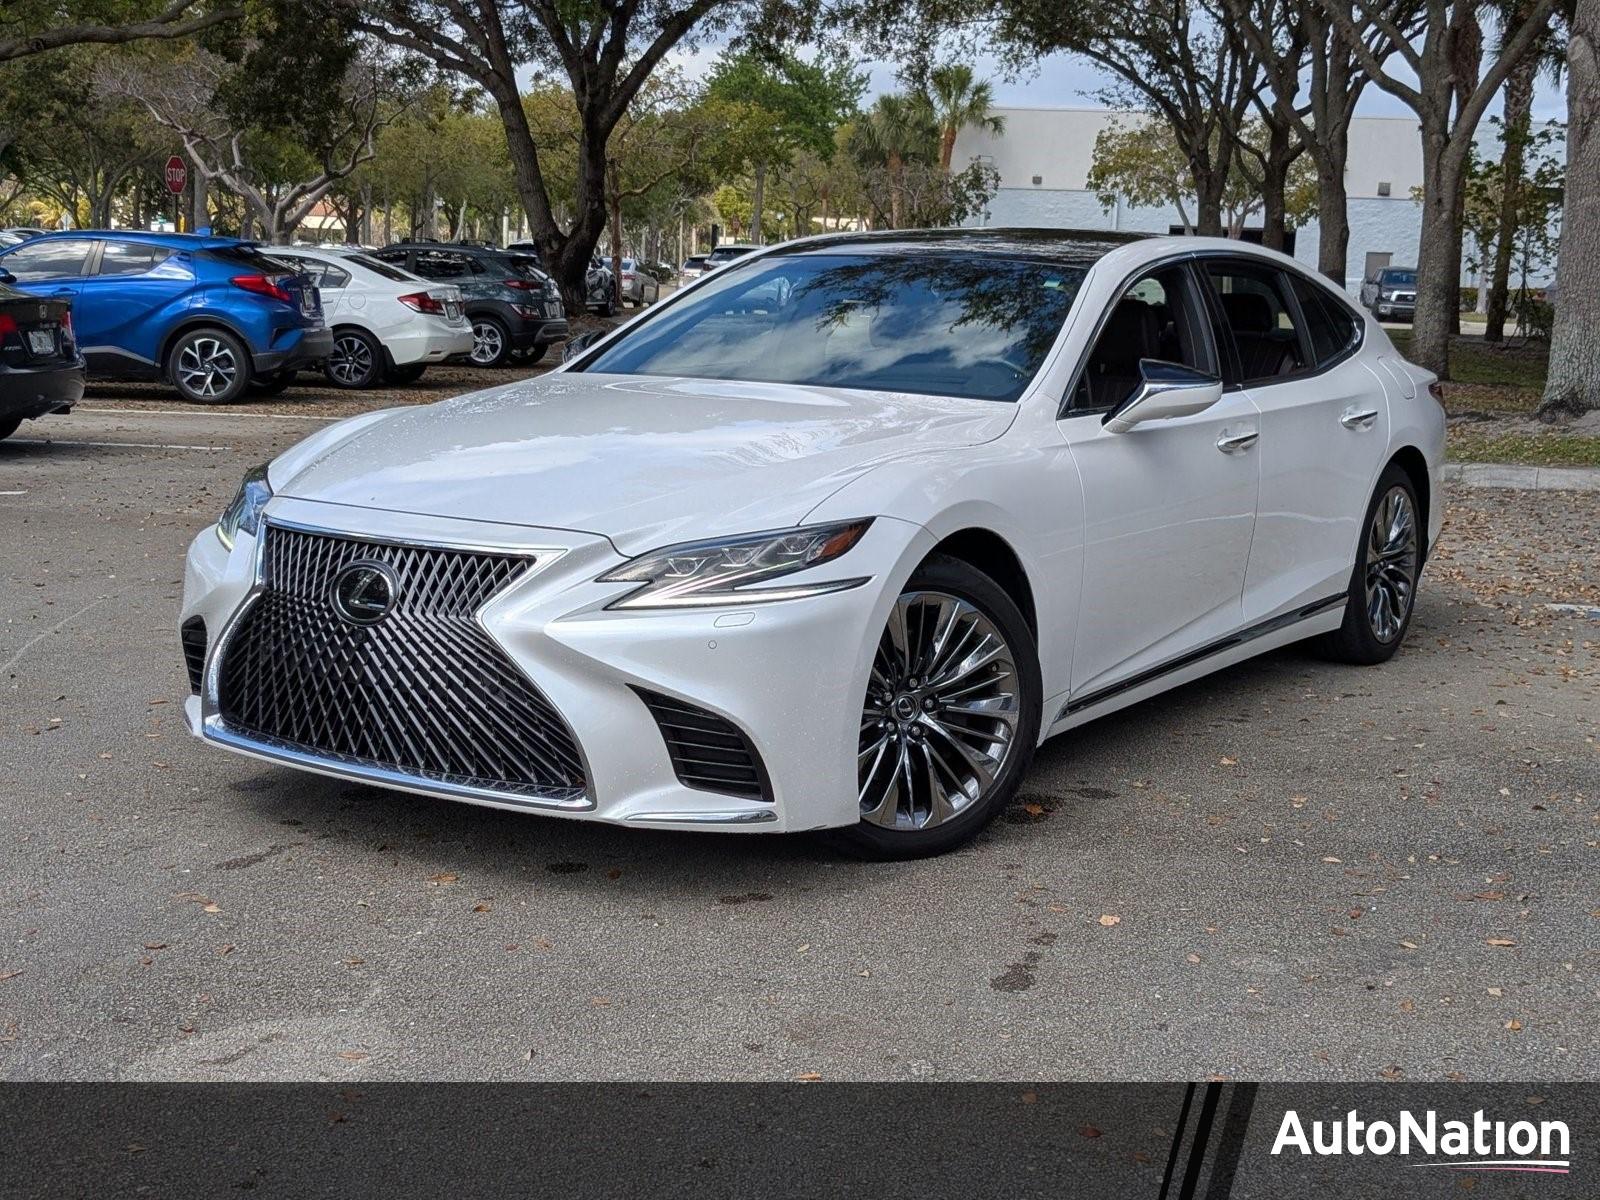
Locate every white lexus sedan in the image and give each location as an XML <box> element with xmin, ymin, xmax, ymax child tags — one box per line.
<box><xmin>180</xmin><ymin>230</ymin><xmax>1444</xmax><ymax>859</ymax></box>
<box><xmin>266</xmin><ymin>246</ymin><xmax>472</xmax><ymax>388</ymax></box>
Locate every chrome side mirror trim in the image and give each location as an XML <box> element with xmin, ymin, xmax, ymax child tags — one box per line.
<box><xmin>1103</xmin><ymin>359</ymin><xmax>1224</xmax><ymax>434</ymax></box>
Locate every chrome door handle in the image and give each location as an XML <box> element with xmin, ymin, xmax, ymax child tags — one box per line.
<box><xmin>1341</xmin><ymin>407</ymin><xmax>1379</xmax><ymax>430</ymax></box>
<box><xmin>1216</xmin><ymin>430</ymin><xmax>1259</xmax><ymax>453</ymax></box>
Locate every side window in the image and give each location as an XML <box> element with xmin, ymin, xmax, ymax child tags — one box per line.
<box><xmin>1071</xmin><ymin>265</ymin><xmax>1214</xmax><ymax>412</ymax></box>
<box><xmin>372</xmin><ymin>248</ymin><xmax>409</xmax><ymax>269</ymax></box>
<box><xmin>282</xmin><ymin>260</ymin><xmax>350</xmax><ymax>289</ymax></box>
<box><xmin>96</xmin><ymin>241</ymin><xmax>171</xmax><ymax>277</ymax></box>
<box><xmin>1204</xmin><ymin>262</ymin><xmax>1307</xmax><ymax>385</ymax></box>
<box><xmin>1289</xmin><ymin>275</ymin><xmax>1361</xmax><ymax>367</ymax></box>
<box><xmin>2</xmin><ymin>238</ymin><xmax>94</xmax><ymax>281</ymax></box>
<box><xmin>413</xmin><ymin>251</ymin><xmax>473</xmax><ymax>279</ymax></box>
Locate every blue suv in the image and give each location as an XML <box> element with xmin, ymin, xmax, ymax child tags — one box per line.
<box><xmin>0</xmin><ymin>231</ymin><xmax>333</xmax><ymax>404</ymax></box>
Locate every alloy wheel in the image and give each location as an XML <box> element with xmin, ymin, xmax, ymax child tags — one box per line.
<box><xmin>176</xmin><ymin>337</ymin><xmax>238</xmax><ymax>399</ymax></box>
<box><xmin>1365</xmin><ymin>485</ymin><xmax>1418</xmax><ymax>642</ymax></box>
<box><xmin>859</xmin><ymin>590</ymin><xmax>1020</xmax><ymax>830</ymax></box>
<box><xmin>470</xmin><ymin>320</ymin><xmax>504</xmax><ymax>365</ymax></box>
<box><xmin>328</xmin><ymin>333</ymin><xmax>374</xmax><ymax>385</ymax></box>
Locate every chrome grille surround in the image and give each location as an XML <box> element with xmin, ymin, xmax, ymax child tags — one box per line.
<box><xmin>207</xmin><ymin>521</ymin><xmax>591</xmax><ymax>809</ymax></box>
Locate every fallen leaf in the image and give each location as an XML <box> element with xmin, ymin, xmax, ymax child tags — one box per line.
<box><xmin>336</xmin><ymin>1051</ymin><xmax>368</xmax><ymax>1062</ymax></box>
<box><xmin>1219</xmin><ymin>756</ymin><xmax>1239</xmax><ymax>767</ymax></box>
<box><xmin>1399</xmin><ymin>940</ymin><xmax>1420</xmax><ymax>950</ymax></box>
<box><xmin>795</xmin><ymin>1072</ymin><xmax>822</xmax><ymax>1082</ymax></box>
<box><xmin>1098</xmin><ymin>914</ymin><xmax>1121</xmax><ymax>927</ymax></box>
<box><xmin>1505</xmin><ymin>1018</ymin><xmax>1523</xmax><ymax>1031</ymax></box>
<box><xmin>1487</xmin><ymin>987</ymin><xmax>1503</xmax><ymax>997</ymax></box>
<box><xmin>143</xmin><ymin>942</ymin><xmax>168</xmax><ymax>951</ymax></box>
<box><xmin>1186</xmin><ymin>953</ymin><xmax>1202</xmax><ymax>964</ymax></box>
<box><xmin>472</xmin><ymin>903</ymin><xmax>492</xmax><ymax>914</ymax></box>
<box><xmin>426</xmin><ymin>873</ymin><xmax>459</xmax><ymax>886</ymax></box>
<box><xmin>1485</xmin><ymin>938</ymin><xmax>1517</xmax><ymax>947</ymax></box>
<box><xmin>1079</xmin><ymin>1126</ymin><xmax>1103</xmax><ymax>1138</ymax></box>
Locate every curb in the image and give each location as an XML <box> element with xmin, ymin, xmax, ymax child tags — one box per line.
<box><xmin>1442</xmin><ymin>462</ymin><xmax>1600</xmax><ymax>491</ymax></box>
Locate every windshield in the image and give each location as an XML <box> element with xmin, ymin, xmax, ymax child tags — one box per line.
<box><xmin>1382</xmin><ymin>270</ymin><xmax>1417</xmax><ymax>285</ymax></box>
<box><xmin>578</xmin><ymin>251</ymin><xmax>1087</xmax><ymax>403</ymax></box>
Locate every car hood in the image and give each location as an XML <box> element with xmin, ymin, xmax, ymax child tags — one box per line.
<box><xmin>273</xmin><ymin>373</ymin><xmax>1017</xmax><ymax>554</ymax></box>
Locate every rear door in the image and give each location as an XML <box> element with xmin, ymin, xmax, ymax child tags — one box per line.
<box><xmin>75</xmin><ymin>239</ymin><xmax>187</xmax><ymax>370</ymax></box>
<box><xmin>1200</xmin><ymin>258</ymin><xmax>1388</xmax><ymax>623</ymax></box>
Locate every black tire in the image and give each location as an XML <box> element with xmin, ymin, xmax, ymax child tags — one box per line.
<box><xmin>1317</xmin><ymin>463</ymin><xmax>1423</xmax><ymax>665</ymax></box>
<box><xmin>323</xmin><ymin>327</ymin><xmax>383</xmax><ymax>389</ymax></box>
<box><xmin>468</xmin><ymin>315</ymin><xmax>512</xmax><ymax>367</ymax></box>
<box><xmin>0</xmin><ymin>417</ymin><xmax>21</xmax><ymax>441</ymax></box>
<box><xmin>829</xmin><ymin>554</ymin><xmax>1042</xmax><ymax>861</ymax></box>
<box><xmin>385</xmin><ymin>363</ymin><xmax>428</xmax><ymax>385</ymax></box>
<box><xmin>166</xmin><ymin>327</ymin><xmax>251</xmax><ymax>405</ymax></box>
<box><xmin>248</xmin><ymin>369</ymin><xmax>296</xmax><ymax>396</ymax></box>
<box><xmin>508</xmin><ymin>345</ymin><xmax>546</xmax><ymax>366</ymax></box>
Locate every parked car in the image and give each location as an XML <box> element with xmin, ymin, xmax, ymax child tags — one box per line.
<box><xmin>507</xmin><ymin>241</ymin><xmax>618</xmax><ymax>316</ymax></box>
<box><xmin>617</xmin><ymin>257</ymin><xmax>660</xmax><ymax>307</ymax></box>
<box><xmin>372</xmin><ymin>242</ymin><xmax>567</xmax><ymax>366</ymax></box>
<box><xmin>679</xmin><ymin>254</ymin><xmax>709</xmax><ymax>282</ymax></box>
<box><xmin>0</xmin><ymin>231</ymin><xmax>331</xmax><ymax>404</ymax></box>
<box><xmin>1359</xmin><ymin>266</ymin><xmax>1418</xmax><ymax>322</ymax></box>
<box><xmin>0</xmin><ymin>227</ymin><xmax>48</xmax><ymax>247</ymax></box>
<box><xmin>266</xmin><ymin>246</ymin><xmax>472</xmax><ymax>388</ymax></box>
<box><xmin>180</xmin><ymin>229</ymin><xmax>1443</xmax><ymax>859</ymax></box>
<box><xmin>703</xmin><ymin>243</ymin><xmax>758</xmax><ymax>272</ymax></box>
<box><xmin>0</xmin><ymin>282</ymin><xmax>84</xmax><ymax>440</ymax></box>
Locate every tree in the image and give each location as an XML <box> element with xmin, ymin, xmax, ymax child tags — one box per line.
<box><xmin>1315</xmin><ymin>0</ymin><xmax>1560</xmax><ymax>375</ymax></box>
<box><xmin>705</xmin><ymin>50</ymin><xmax>863</xmax><ymax>243</ymax></box>
<box><xmin>353</xmin><ymin>0</ymin><xmax>825</xmax><ymax>311</ymax></box>
<box><xmin>851</xmin><ymin>92</ymin><xmax>937</xmax><ymax>228</ymax></box>
<box><xmin>0</xmin><ymin>0</ymin><xmax>242</xmax><ymax>63</ymax></box>
<box><xmin>1539</xmin><ymin>0</ymin><xmax>1599</xmax><ymax>418</ymax></box>
<box><xmin>924</xmin><ymin>62</ymin><xmax>1004</xmax><ymax>172</ymax></box>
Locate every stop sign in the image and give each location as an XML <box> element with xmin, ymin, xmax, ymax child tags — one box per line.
<box><xmin>164</xmin><ymin>156</ymin><xmax>187</xmax><ymax>195</ymax></box>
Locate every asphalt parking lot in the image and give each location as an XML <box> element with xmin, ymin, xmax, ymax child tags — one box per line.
<box><xmin>1</xmin><ymin>397</ymin><xmax>1596</xmax><ymax>1082</ymax></box>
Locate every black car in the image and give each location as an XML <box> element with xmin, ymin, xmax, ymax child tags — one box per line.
<box><xmin>0</xmin><ymin>283</ymin><xmax>84</xmax><ymax>441</ymax></box>
<box><xmin>371</xmin><ymin>242</ymin><xmax>568</xmax><ymax>366</ymax></box>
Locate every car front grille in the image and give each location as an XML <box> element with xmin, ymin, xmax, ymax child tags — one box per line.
<box><xmin>634</xmin><ymin>687</ymin><xmax>770</xmax><ymax>801</ymax></box>
<box><xmin>216</xmin><ymin>525</ymin><xmax>586</xmax><ymax>801</ymax></box>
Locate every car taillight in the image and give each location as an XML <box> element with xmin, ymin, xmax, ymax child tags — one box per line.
<box><xmin>232</xmin><ymin>274</ymin><xmax>292</xmax><ymax>304</ymax></box>
<box><xmin>1427</xmin><ymin>380</ymin><xmax>1446</xmax><ymax>408</ymax></box>
<box><xmin>0</xmin><ymin>314</ymin><xmax>16</xmax><ymax>336</ymax></box>
<box><xmin>503</xmin><ymin>277</ymin><xmax>536</xmax><ymax>291</ymax></box>
<box><xmin>398</xmin><ymin>291</ymin><xmax>445</xmax><ymax>314</ymax></box>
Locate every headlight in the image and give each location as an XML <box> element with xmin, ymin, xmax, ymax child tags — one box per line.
<box><xmin>597</xmin><ymin>519</ymin><xmax>873</xmax><ymax>609</ymax></box>
<box><xmin>216</xmin><ymin>463</ymin><xmax>272</xmax><ymax>550</ymax></box>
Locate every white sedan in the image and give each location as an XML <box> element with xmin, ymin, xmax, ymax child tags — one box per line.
<box><xmin>180</xmin><ymin>230</ymin><xmax>1443</xmax><ymax>859</ymax></box>
<box><xmin>267</xmin><ymin>246</ymin><xmax>472</xmax><ymax>388</ymax></box>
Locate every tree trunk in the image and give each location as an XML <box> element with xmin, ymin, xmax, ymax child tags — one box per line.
<box><xmin>1410</xmin><ymin>131</ymin><xmax>1466</xmax><ymax>376</ymax></box>
<box><xmin>192</xmin><ymin>166</ymin><xmax>208</xmax><ymax>233</ymax></box>
<box><xmin>1538</xmin><ymin>0</ymin><xmax>1600</xmax><ymax>418</ymax></box>
<box><xmin>940</xmin><ymin>125</ymin><xmax>957</xmax><ymax>173</ymax></box>
<box><xmin>751</xmin><ymin>161</ymin><xmax>767</xmax><ymax>245</ymax></box>
<box><xmin>887</xmin><ymin>153</ymin><xmax>905</xmax><ymax>229</ymax></box>
<box><xmin>1315</xmin><ymin>160</ymin><xmax>1351</xmax><ymax>286</ymax></box>
<box><xmin>1485</xmin><ymin>52</ymin><xmax>1537</xmax><ymax>342</ymax></box>
<box><xmin>607</xmin><ymin>158</ymin><xmax>624</xmax><ymax>311</ymax></box>
<box><xmin>1193</xmin><ymin>168</ymin><xmax>1226</xmax><ymax>237</ymax></box>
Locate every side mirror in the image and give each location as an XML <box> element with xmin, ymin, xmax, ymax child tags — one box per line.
<box><xmin>1103</xmin><ymin>360</ymin><xmax>1222</xmax><ymax>434</ymax></box>
<box><xmin>562</xmin><ymin>329</ymin><xmax>605</xmax><ymax>363</ymax></box>
<box><xmin>0</xmin><ymin>268</ymin><xmax>14</xmax><ymax>284</ymax></box>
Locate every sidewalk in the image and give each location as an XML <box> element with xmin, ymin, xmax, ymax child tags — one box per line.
<box><xmin>1442</xmin><ymin>462</ymin><xmax>1600</xmax><ymax>491</ymax></box>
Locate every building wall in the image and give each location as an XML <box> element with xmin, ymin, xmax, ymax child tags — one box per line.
<box><xmin>955</xmin><ymin>107</ymin><xmax>1555</xmax><ymax>294</ymax></box>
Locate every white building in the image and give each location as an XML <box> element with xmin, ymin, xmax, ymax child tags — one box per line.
<box><xmin>951</xmin><ymin>106</ymin><xmax>1516</xmax><ymax>295</ymax></box>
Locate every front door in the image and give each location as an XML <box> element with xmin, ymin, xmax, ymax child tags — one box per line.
<box><xmin>1056</xmin><ymin>261</ymin><xmax>1261</xmax><ymax>700</ymax></box>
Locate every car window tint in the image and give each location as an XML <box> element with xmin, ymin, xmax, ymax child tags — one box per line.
<box><xmin>282</xmin><ymin>259</ymin><xmax>350</xmax><ymax>289</ymax></box>
<box><xmin>203</xmin><ymin>245</ymin><xmax>296</xmax><ymax>273</ymax></box>
<box><xmin>2</xmin><ymin>238</ymin><xmax>94</xmax><ymax>280</ymax></box>
<box><xmin>411</xmin><ymin>251</ymin><xmax>474</xmax><ymax>279</ymax></box>
<box><xmin>97</xmin><ymin>241</ymin><xmax>172</xmax><ymax>276</ymax></box>
<box><xmin>1290</xmin><ymin>275</ymin><xmax>1361</xmax><ymax>367</ymax></box>
<box><xmin>1073</xmin><ymin>265</ymin><xmax>1212</xmax><ymax>412</ymax></box>
<box><xmin>347</xmin><ymin>253</ymin><xmax>413</xmax><ymax>282</ymax></box>
<box><xmin>371</xmin><ymin>248</ymin><xmax>410</xmax><ymax>268</ymax></box>
<box><xmin>1205</xmin><ymin>262</ymin><xmax>1307</xmax><ymax>385</ymax></box>
<box><xmin>580</xmin><ymin>251</ymin><xmax>1086</xmax><ymax>403</ymax></box>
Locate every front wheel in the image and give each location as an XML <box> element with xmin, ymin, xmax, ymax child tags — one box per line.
<box><xmin>167</xmin><ymin>328</ymin><xmax>251</xmax><ymax>404</ymax></box>
<box><xmin>248</xmin><ymin>369</ymin><xmax>296</xmax><ymax>396</ymax></box>
<box><xmin>385</xmin><ymin>363</ymin><xmax>427</xmax><ymax>385</ymax></box>
<box><xmin>831</xmin><ymin>554</ymin><xmax>1042</xmax><ymax>860</ymax></box>
<box><xmin>1318</xmin><ymin>465</ymin><xmax>1422</xmax><ymax>664</ymax></box>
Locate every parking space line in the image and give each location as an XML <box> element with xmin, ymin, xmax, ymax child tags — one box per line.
<box><xmin>9</xmin><ymin>438</ymin><xmax>232</xmax><ymax>451</ymax></box>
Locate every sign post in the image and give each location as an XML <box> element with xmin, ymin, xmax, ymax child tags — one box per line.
<box><xmin>164</xmin><ymin>156</ymin><xmax>187</xmax><ymax>232</ymax></box>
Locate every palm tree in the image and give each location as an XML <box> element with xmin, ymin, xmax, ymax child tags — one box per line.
<box><xmin>925</xmin><ymin>64</ymin><xmax>1005</xmax><ymax>173</ymax></box>
<box><xmin>852</xmin><ymin>93</ymin><xmax>936</xmax><ymax>228</ymax></box>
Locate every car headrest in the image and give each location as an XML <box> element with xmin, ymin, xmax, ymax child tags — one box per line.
<box><xmin>1220</xmin><ymin>291</ymin><xmax>1275</xmax><ymax>334</ymax></box>
<box><xmin>1096</xmin><ymin>299</ymin><xmax>1159</xmax><ymax>370</ymax></box>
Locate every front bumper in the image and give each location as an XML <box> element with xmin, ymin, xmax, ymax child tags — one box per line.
<box><xmin>1375</xmin><ymin>301</ymin><xmax>1415</xmax><ymax>320</ymax></box>
<box><xmin>180</xmin><ymin>497</ymin><xmax>929</xmax><ymax>833</ymax></box>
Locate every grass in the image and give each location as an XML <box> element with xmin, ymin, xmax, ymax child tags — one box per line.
<box><xmin>1447</xmin><ymin>427</ymin><xmax>1600</xmax><ymax>467</ymax></box>
<box><xmin>1386</xmin><ymin>329</ymin><xmax>1549</xmax><ymax>391</ymax></box>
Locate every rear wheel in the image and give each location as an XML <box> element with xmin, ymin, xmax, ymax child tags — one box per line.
<box><xmin>831</xmin><ymin>554</ymin><xmax>1041</xmax><ymax>860</ymax></box>
<box><xmin>167</xmin><ymin>327</ymin><xmax>250</xmax><ymax>404</ymax></box>
<box><xmin>385</xmin><ymin>363</ymin><xmax>427</xmax><ymax>385</ymax></box>
<box><xmin>1318</xmin><ymin>464</ymin><xmax>1422</xmax><ymax>664</ymax></box>
<box><xmin>324</xmin><ymin>327</ymin><xmax>383</xmax><ymax>389</ymax></box>
<box><xmin>468</xmin><ymin>316</ymin><xmax>511</xmax><ymax>367</ymax></box>
<box><xmin>0</xmin><ymin>417</ymin><xmax>21</xmax><ymax>441</ymax></box>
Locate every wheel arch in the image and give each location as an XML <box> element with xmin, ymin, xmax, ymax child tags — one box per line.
<box><xmin>158</xmin><ymin>315</ymin><xmax>255</xmax><ymax>375</ymax></box>
<box><xmin>927</xmin><ymin>527</ymin><xmax>1038</xmax><ymax>642</ymax></box>
<box><xmin>1385</xmin><ymin>444</ymin><xmax>1431</xmax><ymax>564</ymax></box>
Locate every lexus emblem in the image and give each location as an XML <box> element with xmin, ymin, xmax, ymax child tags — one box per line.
<box><xmin>331</xmin><ymin>560</ymin><xmax>399</xmax><ymax>625</ymax></box>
